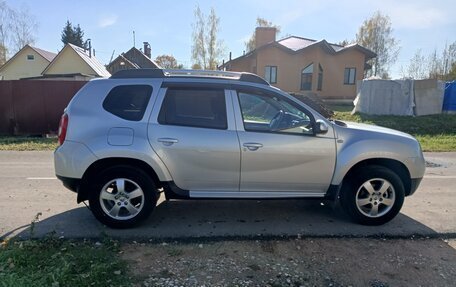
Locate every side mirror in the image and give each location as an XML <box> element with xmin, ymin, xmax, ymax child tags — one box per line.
<box><xmin>315</xmin><ymin>119</ymin><xmax>329</xmax><ymax>134</ymax></box>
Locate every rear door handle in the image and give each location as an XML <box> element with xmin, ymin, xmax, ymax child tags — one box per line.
<box><xmin>243</xmin><ymin>142</ymin><xmax>263</xmax><ymax>151</ymax></box>
<box><xmin>157</xmin><ymin>138</ymin><xmax>178</xmax><ymax>146</ymax></box>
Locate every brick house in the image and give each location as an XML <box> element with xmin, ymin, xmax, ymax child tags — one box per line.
<box><xmin>220</xmin><ymin>27</ymin><xmax>376</xmax><ymax>99</ymax></box>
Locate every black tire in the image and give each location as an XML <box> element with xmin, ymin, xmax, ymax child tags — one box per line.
<box><xmin>340</xmin><ymin>165</ymin><xmax>405</xmax><ymax>225</ymax></box>
<box><xmin>88</xmin><ymin>165</ymin><xmax>158</xmax><ymax>228</ymax></box>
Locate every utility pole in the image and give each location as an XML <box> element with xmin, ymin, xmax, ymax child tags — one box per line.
<box><xmin>133</xmin><ymin>31</ymin><xmax>136</xmax><ymax>48</ymax></box>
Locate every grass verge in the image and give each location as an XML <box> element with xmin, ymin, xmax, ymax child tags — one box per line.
<box><xmin>0</xmin><ymin>137</ymin><xmax>58</xmax><ymax>151</ymax></box>
<box><xmin>330</xmin><ymin>106</ymin><xmax>456</xmax><ymax>152</ymax></box>
<box><xmin>0</xmin><ymin>238</ymin><xmax>130</xmax><ymax>287</ymax></box>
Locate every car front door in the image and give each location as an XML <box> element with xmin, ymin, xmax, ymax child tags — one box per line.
<box><xmin>231</xmin><ymin>88</ymin><xmax>336</xmax><ymax>197</ymax></box>
<box><xmin>148</xmin><ymin>86</ymin><xmax>240</xmax><ymax>194</ymax></box>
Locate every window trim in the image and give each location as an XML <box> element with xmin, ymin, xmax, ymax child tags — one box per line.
<box><xmin>158</xmin><ymin>87</ymin><xmax>228</xmax><ymax>130</ymax></box>
<box><xmin>235</xmin><ymin>88</ymin><xmax>317</xmax><ymax>137</ymax></box>
<box><xmin>27</xmin><ymin>54</ymin><xmax>35</xmax><ymax>60</ymax></box>
<box><xmin>317</xmin><ymin>64</ymin><xmax>323</xmax><ymax>91</ymax></box>
<box><xmin>264</xmin><ymin>65</ymin><xmax>277</xmax><ymax>84</ymax></box>
<box><xmin>300</xmin><ymin>63</ymin><xmax>313</xmax><ymax>91</ymax></box>
<box><xmin>344</xmin><ymin>67</ymin><xmax>356</xmax><ymax>85</ymax></box>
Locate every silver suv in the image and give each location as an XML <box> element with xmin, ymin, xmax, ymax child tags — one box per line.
<box><xmin>55</xmin><ymin>69</ymin><xmax>425</xmax><ymax>228</ymax></box>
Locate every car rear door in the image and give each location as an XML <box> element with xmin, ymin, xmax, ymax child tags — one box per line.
<box><xmin>148</xmin><ymin>84</ymin><xmax>241</xmax><ymax>193</ymax></box>
<box><xmin>230</xmin><ymin>88</ymin><xmax>336</xmax><ymax>197</ymax></box>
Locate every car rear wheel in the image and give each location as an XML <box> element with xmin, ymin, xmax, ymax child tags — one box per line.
<box><xmin>340</xmin><ymin>165</ymin><xmax>405</xmax><ymax>225</ymax></box>
<box><xmin>88</xmin><ymin>165</ymin><xmax>158</xmax><ymax>228</ymax></box>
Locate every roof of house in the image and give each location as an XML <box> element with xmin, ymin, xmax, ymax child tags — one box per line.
<box><xmin>42</xmin><ymin>43</ymin><xmax>110</xmax><ymax>77</ymax></box>
<box><xmin>109</xmin><ymin>54</ymin><xmax>141</xmax><ymax>69</ymax></box>
<box><xmin>0</xmin><ymin>44</ymin><xmax>56</xmax><ymax>72</ymax></box>
<box><xmin>30</xmin><ymin>46</ymin><xmax>57</xmax><ymax>62</ymax></box>
<box><xmin>221</xmin><ymin>36</ymin><xmax>377</xmax><ymax>68</ymax></box>
<box><xmin>107</xmin><ymin>47</ymin><xmax>161</xmax><ymax>70</ymax></box>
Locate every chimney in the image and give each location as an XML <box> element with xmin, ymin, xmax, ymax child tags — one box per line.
<box><xmin>255</xmin><ymin>27</ymin><xmax>276</xmax><ymax>49</ymax></box>
<box><xmin>143</xmin><ymin>42</ymin><xmax>151</xmax><ymax>58</ymax></box>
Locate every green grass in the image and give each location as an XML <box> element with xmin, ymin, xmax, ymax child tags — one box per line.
<box><xmin>0</xmin><ymin>137</ymin><xmax>58</xmax><ymax>151</ymax></box>
<box><xmin>329</xmin><ymin>105</ymin><xmax>456</xmax><ymax>152</ymax></box>
<box><xmin>0</xmin><ymin>238</ymin><xmax>130</xmax><ymax>287</ymax></box>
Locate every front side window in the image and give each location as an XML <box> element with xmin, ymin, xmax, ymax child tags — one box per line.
<box><xmin>238</xmin><ymin>91</ymin><xmax>313</xmax><ymax>135</ymax></box>
<box><xmin>158</xmin><ymin>88</ymin><xmax>227</xmax><ymax>130</ymax></box>
<box><xmin>301</xmin><ymin>63</ymin><xmax>313</xmax><ymax>91</ymax></box>
<box><xmin>344</xmin><ymin>67</ymin><xmax>356</xmax><ymax>85</ymax></box>
<box><xmin>103</xmin><ymin>85</ymin><xmax>152</xmax><ymax>121</ymax></box>
<box><xmin>264</xmin><ymin>66</ymin><xmax>277</xmax><ymax>84</ymax></box>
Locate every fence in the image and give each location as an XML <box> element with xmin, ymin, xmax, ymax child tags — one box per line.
<box><xmin>0</xmin><ymin>80</ymin><xmax>87</xmax><ymax>135</ymax></box>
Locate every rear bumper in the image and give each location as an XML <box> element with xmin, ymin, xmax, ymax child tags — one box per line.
<box><xmin>408</xmin><ymin>177</ymin><xmax>423</xmax><ymax>196</ymax></box>
<box><xmin>56</xmin><ymin>175</ymin><xmax>81</xmax><ymax>193</ymax></box>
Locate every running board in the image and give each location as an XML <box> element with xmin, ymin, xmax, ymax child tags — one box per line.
<box><xmin>189</xmin><ymin>191</ymin><xmax>325</xmax><ymax>199</ymax></box>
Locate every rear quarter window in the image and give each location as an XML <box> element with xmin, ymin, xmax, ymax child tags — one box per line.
<box><xmin>103</xmin><ymin>85</ymin><xmax>152</xmax><ymax>121</ymax></box>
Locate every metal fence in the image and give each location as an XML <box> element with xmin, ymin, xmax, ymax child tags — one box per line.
<box><xmin>0</xmin><ymin>80</ymin><xmax>87</xmax><ymax>135</ymax></box>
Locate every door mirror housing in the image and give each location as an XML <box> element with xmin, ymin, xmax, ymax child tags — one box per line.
<box><xmin>315</xmin><ymin>119</ymin><xmax>329</xmax><ymax>134</ymax></box>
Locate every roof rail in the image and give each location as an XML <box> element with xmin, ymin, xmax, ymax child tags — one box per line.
<box><xmin>110</xmin><ymin>69</ymin><xmax>165</xmax><ymax>78</ymax></box>
<box><xmin>110</xmin><ymin>68</ymin><xmax>269</xmax><ymax>85</ymax></box>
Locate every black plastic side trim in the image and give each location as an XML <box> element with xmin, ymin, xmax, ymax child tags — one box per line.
<box><xmin>324</xmin><ymin>184</ymin><xmax>341</xmax><ymax>201</ymax></box>
<box><xmin>56</xmin><ymin>175</ymin><xmax>80</xmax><ymax>193</ymax></box>
<box><xmin>162</xmin><ymin>181</ymin><xmax>190</xmax><ymax>199</ymax></box>
<box><xmin>408</xmin><ymin>178</ymin><xmax>422</xmax><ymax>196</ymax></box>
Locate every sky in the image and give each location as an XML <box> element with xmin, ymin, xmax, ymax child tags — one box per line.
<box><xmin>6</xmin><ymin>0</ymin><xmax>456</xmax><ymax>78</ymax></box>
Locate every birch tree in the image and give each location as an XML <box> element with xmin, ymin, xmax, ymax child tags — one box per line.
<box><xmin>356</xmin><ymin>11</ymin><xmax>399</xmax><ymax>78</ymax></box>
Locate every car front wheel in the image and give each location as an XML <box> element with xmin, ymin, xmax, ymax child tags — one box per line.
<box><xmin>340</xmin><ymin>166</ymin><xmax>405</xmax><ymax>225</ymax></box>
<box><xmin>88</xmin><ymin>165</ymin><xmax>158</xmax><ymax>228</ymax></box>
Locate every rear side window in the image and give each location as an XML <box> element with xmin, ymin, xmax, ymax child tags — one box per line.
<box><xmin>158</xmin><ymin>88</ymin><xmax>227</xmax><ymax>129</ymax></box>
<box><xmin>103</xmin><ymin>85</ymin><xmax>152</xmax><ymax>121</ymax></box>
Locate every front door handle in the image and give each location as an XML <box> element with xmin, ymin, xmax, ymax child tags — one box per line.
<box><xmin>243</xmin><ymin>142</ymin><xmax>263</xmax><ymax>151</ymax></box>
<box><xmin>157</xmin><ymin>138</ymin><xmax>178</xmax><ymax>146</ymax></box>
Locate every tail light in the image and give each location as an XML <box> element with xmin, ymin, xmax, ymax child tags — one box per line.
<box><xmin>58</xmin><ymin>113</ymin><xmax>69</xmax><ymax>145</ymax></box>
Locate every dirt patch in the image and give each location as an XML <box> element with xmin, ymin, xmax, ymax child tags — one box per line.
<box><xmin>122</xmin><ymin>238</ymin><xmax>456</xmax><ymax>286</ymax></box>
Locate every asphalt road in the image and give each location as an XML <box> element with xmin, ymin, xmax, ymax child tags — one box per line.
<box><xmin>0</xmin><ymin>151</ymin><xmax>455</xmax><ymax>240</ymax></box>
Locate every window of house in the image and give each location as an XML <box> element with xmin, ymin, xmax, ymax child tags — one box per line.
<box><xmin>158</xmin><ymin>88</ymin><xmax>227</xmax><ymax>130</ymax></box>
<box><xmin>264</xmin><ymin>66</ymin><xmax>277</xmax><ymax>84</ymax></box>
<box><xmin>317</xmin><ymin>64</ymin><xmax>323</xmax><ymax>91</ymax></box>
<box><xmin>301</xmin><ymin>63</ymin><xmax>313</xmax><ymax>91</ymax></box>
<box><xmin>344</xmin><ymin>68</ymin><xmax>356</xmax><ymax>85</ymax></box>
<box><xmin>103</xmin><ymin>85</ymin><xmax>153</xmax><ymax>121</ymax></box>
<box><xmin>27</xmin><ymin>55</ymin><xmax>34</xmax><ymax>60</ymax></box>
<box><xmin>237</xmin><ymin>91</ymin><xmax>313</xmax><ymax>135</ymax></box>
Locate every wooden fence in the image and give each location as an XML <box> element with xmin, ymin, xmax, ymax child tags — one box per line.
<box><xmin>0</xmin><ymin>80</ymin><xmax>87</xmax><ymax>135</ymax></box>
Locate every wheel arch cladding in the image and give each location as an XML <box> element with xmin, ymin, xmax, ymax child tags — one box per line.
<box><xmin>342</xmin><ymin>158</ymin><xmax>412</xmax><ymax>196</ymax></box>
<box><xmin>77</xmin><ymin>157</ymin><xmax>161</xmax><ymax>203</ymax></box>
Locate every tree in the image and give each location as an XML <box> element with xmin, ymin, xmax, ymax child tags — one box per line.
<box><xmin>191</xmin><ymin>5</ymin><xmax>224</xmax><ymax>70</ymax></box>
<box><xmin>337</xmin><ymin>39</ymin><xmax>354</xmax><ymax>47</ymax></box>
<box><xmin>245</xmin><ymin>17</ymin><xmax>280</xmax><ymax>52</ymax></box>
<box><xmin>0</xmin><ymin>0</ymin><xmax>37</xmax><ymax>59</ymax></box>
<box><xmin>61</xmin><ymin>20</ymin><xmax>87</xmax><ymax>49</ymax></box>
<box><xmin>447</xmin><ymin>63</ymin><xmax>456</xmax><ymax>81</ymax></box>
<box><xmin>0</xmin><ymin>44</ymin><xmax>6</xmax><ymax>65</ymax></box>
<box><xmin>155</xmin><ymin>54</ymin><xmax>183</xmax><ymax>69</ymax></box>
<box><xmin>10</xmin><ymin>5</ymin><xmax>38</xmax><ymax>52</ymax></box>
<box><xmin>356</xmin><ymin>11</ymin><xmax>400</xmax><ymax>78</ymax></box>
<box><xmin>403</xmin><ymin>42</ymin><xmax>456</xmax><ymax>80</ymax></box>
<box><xmin>401</xmin><ymin>49</ymin><xmax>427</xmax><ymax>79</ymax></box>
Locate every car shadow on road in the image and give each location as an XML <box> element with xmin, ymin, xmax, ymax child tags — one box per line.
<box><xmin>9</xmin><ymin>197</ymin><xmax>443</xmax><ymax>241</ymax></box>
